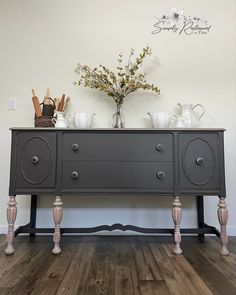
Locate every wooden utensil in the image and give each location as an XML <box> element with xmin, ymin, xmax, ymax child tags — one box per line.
<box><xmin>58</xmin><ymin>94</ymin><xmax>65</xmax><ymax>112</ymax></box>
<box><xmin>54</xmin><ymin>98</ymin><xmax>58</xmax><ymax>108</ymax></box>
<box><xmin>32</xmin><ymin>89</ymin><xmax>42</xmax><ymax>117</ymax></box>
<box><xmin>62</xmin><ymin>96</ymin><xmax>70</xmax><ymax>112</ymax></box>
<box><xmin>44</xmin><ymin>88</ymin><xmax>51</xmax><ymax>105</ymax></box>
<box><xmin>54</xmin><ymin>98</ymin><xmax>59</xmax><ymax>111</ymax></box>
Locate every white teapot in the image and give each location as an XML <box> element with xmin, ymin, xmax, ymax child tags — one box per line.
<box><xmin>73</xmin><ymin>112</ymin><xmax>95</xmax><ymax>128</ymax></box>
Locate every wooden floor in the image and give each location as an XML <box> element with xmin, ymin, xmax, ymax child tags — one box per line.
<box><xmin>0</xmin><ymin>235</ymin><xmax>236</xmax><ymax>295</ymax></box>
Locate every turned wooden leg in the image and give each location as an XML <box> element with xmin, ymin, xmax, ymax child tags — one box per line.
<box><xmin>52</xmin><ymin>196</ymin><xmax>63</xmax><ymax>255</ymax></box>
<box><xmin>5</xmin><ymin>196</ymin><xmax>17</xmax><ymax>255</ymax></box>
<box><xmin>172</xmin><ymin>196</ymin><xmax>182</xmax><ymax>255</ymax></box>
<box><xmin>217</xmin><ymin>197</ymin><xmax>229</xmax><ymax>255</ymax></box>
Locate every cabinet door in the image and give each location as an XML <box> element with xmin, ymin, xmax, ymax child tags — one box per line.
<box><xmin>179</xmin><ymin>133</ymin><xmax>220</xmax><ymax>193</ymax></box>
<box><xmin>15</xmin><ymin>132</ymin><xmax>57</xmax><ymax>189</ymax></box>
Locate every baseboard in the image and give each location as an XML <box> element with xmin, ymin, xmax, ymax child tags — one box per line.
<box><xmin>226</xmin><ymin>226</ymin><xmax>236</xmax><ymax>236</ymax></box>
<box><xmin>0</xmin><ymin>226</ymin><xmax>7</xmax><ymax>234</ymax></box>
<box><xmin>0</xmin><ymin>225</ymin><xmax>22</xmax><ymax>234</ymax></box>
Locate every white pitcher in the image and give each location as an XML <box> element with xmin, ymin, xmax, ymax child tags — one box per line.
<box><xmin>73</xmin><ymin>112</ymin><xmax>95</xmax><ymax>128</ymax></box>
<box><xmin>177</xmin><ymin>103</ymin><xmax>205</xmax><ymax>128</ymax></box>
<box><xmin>174</xmin><ymin>117</ymin><xmax>187</xmax><ymax>128</ymax></box>
<box><xmin>52</xmin><ymin>111</ymin><xmax>68</xmax><ymax>128</ymax></box>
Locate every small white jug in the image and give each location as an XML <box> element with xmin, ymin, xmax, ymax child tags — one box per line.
<box><xmin>147</xmin><ymin>112</ymin><xmax>176</xmax><ymax>128</ymax></box>
<box><xmin>52</xmin><ymin>111</ymin><xmax>68</xmax><ymax>128</ymax></box>
<box><xmin>174</xmin><ymin>117</ymin><xmax>186</xmax><ymax>128</ymax></box>
<box><xmin>73</xmin><ymin>112</ymin><xmax>95</xmax><ymax>128</ymax></box>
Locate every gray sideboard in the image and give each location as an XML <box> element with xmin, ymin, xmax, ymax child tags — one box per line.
<box><xmin>5</xmin><ymin>128</ymin><xmax>229</xmax><ymax>255</ymax></box>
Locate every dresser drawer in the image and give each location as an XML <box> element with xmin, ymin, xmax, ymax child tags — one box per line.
<box><xmin>62</xmin><ymin>162</ymin><xmax>174</xmax><ymax>192</ymax></box>
<box><xmin>62</xmin><ymin>133</ymin><xmax>173</xmax><ymax>161</ymax></box>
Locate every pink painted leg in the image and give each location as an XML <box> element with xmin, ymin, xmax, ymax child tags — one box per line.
<box><xmin>218</xmin><ymin>197</ymin><xmax>229</xmax><ymax>255</ymax></box>
<box><xmin>5</xmin><ymin>196</ymin><xmax>17</xmax><ymax>255</ymax></box>
<box><xmin>172</xmin><ymin>196</ymin><xmax>182</xmax><ymax>255</ymax></box>
<box><xmin>52</xmin><ymin>196</ymin><xmax>63</xmax><ymax>254</ymax></box>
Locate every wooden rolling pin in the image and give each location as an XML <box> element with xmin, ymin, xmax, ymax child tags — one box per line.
<box><xmin>32</xmin><ymin>89</ymin><xmax>42</xmax><ymax>117</ymax></box>
<box><xmin>44</xmin><ymin>88</ymin><xmax>51</xmax><ymax>105</ymax></box>
<box><xmin>62</xmin><ymin>96</ymin><xmax>70</xmax><ymax>112</ymax></box>
<box><xmin>58</xmin><ymin>94</ymin><xmax>65</xmax><ymax>112</ymax></box>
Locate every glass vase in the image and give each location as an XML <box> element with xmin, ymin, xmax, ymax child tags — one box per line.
<box><xmin>112</xmin><ymin>104</ymin><xmax>125</xmax><ymax>128</ymax></box>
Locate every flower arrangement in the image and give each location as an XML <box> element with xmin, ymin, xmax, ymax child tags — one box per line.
<box><xmin>74</xmin><ymin>46</ymin><xmax>160</xmax><ymax>127</ymax></box>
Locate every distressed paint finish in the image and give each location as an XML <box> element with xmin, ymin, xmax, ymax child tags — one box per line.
<box><xmin>217</xmin><ymin>197</ymin><xmax>229</xmax><ymax>255</ymax></box>
<box><xmin>7</xmin><ymin>128</ymin><xmax>228</xmax><ymax>256</ymax></box>
<box><xmin>172</xmin><ymin>196</ymin><xmax>182</xmax><ymax>255</ymax></box>
<box><xmin>52</xmin><ymin>196</ymin><xmax>63</xmax><ymax>255</ymax></box>
<box><xmin>5</xmin><ymin>196</ymin><xmax>17</xmax><ymax>255</ymax></box>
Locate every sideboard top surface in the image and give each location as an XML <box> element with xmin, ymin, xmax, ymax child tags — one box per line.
<box><xmin>10</xmin><ymin>127</ymin><xmax>226</xmax><ymax>132</ymax></box>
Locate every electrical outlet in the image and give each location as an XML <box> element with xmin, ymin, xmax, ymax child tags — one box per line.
<box><xmin>8</xmin><ymin>97</ymin><xmax>17</xmax><ymax>110</ymax></box>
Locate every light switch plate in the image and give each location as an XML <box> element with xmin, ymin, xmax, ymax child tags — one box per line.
<box><xmin>8</xmin><ymin>97</ymin><xmax>17</xmax><ymax>110</ymax></box>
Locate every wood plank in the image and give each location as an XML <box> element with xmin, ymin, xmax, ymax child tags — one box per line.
<box><xmin>0</xmin><ymin>236</ymin><xmax>236</xmax><ymax>295</ymax></box>
<box><xmin>0</xmin><ymin>235</ymin><xmax>6</xmax><ymax>248</ymax></box>
<box><xmin>197</xmin><ymin>241</ymin><xmax>236</xmax><ymax>288</ymax></box>
<box><xmin>131</xmin><ymin>241</ymin><xmax>154</xmax><ymax>280</ymax></box>
<box><xmin>163</xmin><ymin>241</ymin><xmax>213</xmax><ymax>295</ymax></box>
<box><xmin>162</xmin><ymin>243</ymin><xmax>176</xmax><ymax>258</ymax></box>
<box><xmin>171</xmin><ymin>256</ymin><xmax>213</xmax><ymax>295</ymax></box>
<box><xmin>115</xmin><ymin>239</ymin><xmax>141</xmax><ymax>294</ymax></box>
<box><xmin>206</xmin><ymin>237</ymin><xmax>236</xmax><ymax>266</ymax></box>
<box><xmin>115</xmin><ymin>239</ymin><xmax>134</xmax><ymax>267</ymax></box>
<box><xmin>130</xmin><ymin>265</ymin><xmax>141</xmax><ymax>295</ymax></box>
<box><xmin>182</xmin><ymin>237</ymin><xmax>236</xmax><ymax>295</ymax></box>
<box><xmin>229</xmin><ymin>236</ymin><xmax>236</xmax><ymax>248</ymax></box>
<box><xmin>55</xmin><ymin>242</ymin><xmax>95</xmax><ymax>295</ymax></box>
<box><xmin>0</xmin><ymin>238</ymin><xmax>41</xmax><ymax>282</ymax></box>
<box><xmin>83</xmin><ymin>239</ymin><xmax>115</xmax><ymax>295</ymax></box>
<box><xmin>115</xmin><ymin>266</ymin><xmax>134</xmax><ymax>295</ymax></box>
<box><xmin>30</xmin><ymin>246</ymin><xmax>73</xmax><ymax>295</ymax></box>
<box><xmin>6</xmin><ymin>253</ymin><xmax>54</xmax><ymax>294</ymax></box>
<box><xmin>0</xmin><ymin>288</ymin><xmax>10</xmax><ymax>295</ymax></box>
<box><xmin>139</xmin><ymin>280</ymin><xmax>171</xmax><ymax>295</ymax></box>
<box><xmin>0</xmin><ymin>242</ymin><xmax>52</xmax><ymax>290</ymax></box>
<box><xmin>149</xmin><ymin>243</ymin><xmax>190</xmax><ymax>295</ymax></box>
<box><xmin>141</xmin><ymin>243</ymin><xmax>163</xmax><ymax>280</ymax></box>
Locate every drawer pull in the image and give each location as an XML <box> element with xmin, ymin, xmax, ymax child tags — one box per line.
<box><xmin>31</xmin><ymin>156</ymin><xmax>39</xmax><ymax>164</ymax></box>
<box><xmin>157</xmin><ymin>171</ymin><xmax>165</xmax><ymax>179</ymax></box>
<box><xmin>196</xmin><ymin>157</ymin><xmax>204</xmax><ymax>165</ymax></box>
<box><xmin>156</xmin><ymin>144</ymin><xmax>164</xmax><ymax>151</ymax></box>
<box><xmin>72</xmin><ymin>143</ymin><xmax>79</xmax><ymax>152</ymax></box>
<box><xmin>71</xmin><ymin>171</ymin><xmax>79</xmax><ymax>179</ymax></box>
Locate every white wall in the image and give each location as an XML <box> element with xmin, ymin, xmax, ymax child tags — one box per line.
<box><xmin>0</xmin><ymin>0</ymin><xmax>236</xmax><ymax>234</ymax></box>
